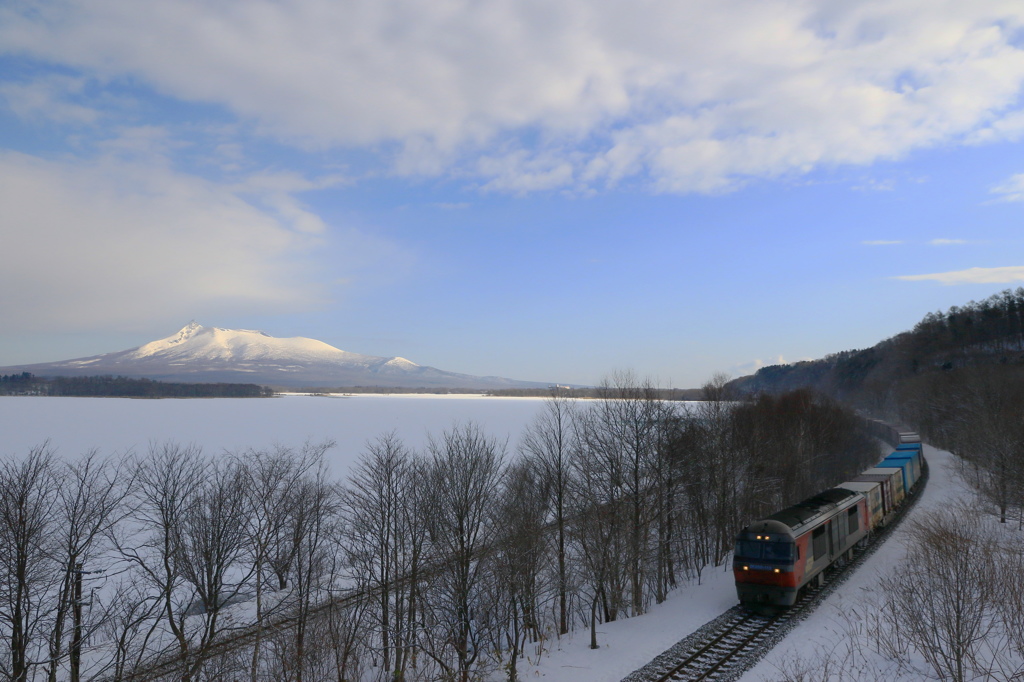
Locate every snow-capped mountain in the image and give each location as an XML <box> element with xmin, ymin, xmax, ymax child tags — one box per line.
<box><xmin>1</xmin><ymin>322</ymin><xmax>548</xmax><ymax>389</ymax></box>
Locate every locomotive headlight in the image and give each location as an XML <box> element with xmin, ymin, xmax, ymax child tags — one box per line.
<box><xmin>743</xmin><ymin>566</ymin><xmax>749</xmax><ymax>571</ymax></box>
<box><xmin>774</xmin><ymin>568</ymin><xmax>780</xmax><ymax>573</ymax></box>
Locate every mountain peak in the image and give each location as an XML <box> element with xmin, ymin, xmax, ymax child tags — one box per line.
<box><xmin>173</xmin><ymin>321</ymin><xmax>203</xmax><ymax>343</ymax></box>
<box><xmin>384</xmin><ymin>356</ymin><xmax>419</xmax><ymax>368</ymax></box>
<box><xmin>0</xmin><ymin>323</ymin><xmax>548</xmax><ymax>389</ymax></box>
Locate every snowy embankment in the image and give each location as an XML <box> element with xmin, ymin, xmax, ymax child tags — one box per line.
<box><xmin>512</xmin><ymin>569</ymin><xmax>738</xmax><ymax>681</ymax></box>
<box><xmin>519</xmin><ymin>444</ymin><xmax>964</xmax><ymax>682</ymax></box>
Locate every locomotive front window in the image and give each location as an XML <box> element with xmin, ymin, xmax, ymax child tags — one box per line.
<box><xmin>736</xmin><ymin>541</ymin><xmax>762</xmax><ymax>559</ymax></box>
<box><xmin>762</xmin><ymin>542</ymin><xmax>794</xmax><ymax>561</ymax></box>
<box><xmin>736</xmin><ymin>540</ymin><xmax>793</xmax><ymax>561</ymax></box>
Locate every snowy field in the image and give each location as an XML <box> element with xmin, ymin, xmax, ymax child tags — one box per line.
<box><xmin>0</xmin><ymin>393</ymin><xmax>550</xmax><ymax>478</ymax></box>
<box><xmin>517</xmin><ymin>444</ymin><xmax>970</xmax><ymax>682</ymax></box>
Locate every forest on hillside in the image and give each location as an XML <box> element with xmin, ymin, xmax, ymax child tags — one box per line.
<box><xmin>729</xmin><ymin>287</ymin><xmax>1024</xmax><ymax>530</ymax></box>
<box><xmin>0</xmin><ymin>377</ymin><xmax>875</xmax><ymax>682</ymax></box>
<box><xmin>729</xmin><ymin>287</ymin><xmax>1024</xmax><ymax>408</ymax></box>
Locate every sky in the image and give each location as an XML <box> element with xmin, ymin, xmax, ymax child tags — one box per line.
<box><xmin>3</xmin><ymin>0</ymin><xmax>1024</xmax><ymax>388</ymax></box>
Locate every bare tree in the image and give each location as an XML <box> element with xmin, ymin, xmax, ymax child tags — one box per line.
<box><xmin>586</xmin><ymin>371</ymin><xmax>667</xmax><ymax>617</ymax></box>
<box><xmin>568</xmin><ymin>411</ymin><xmax>624</xmax><ymax>648</ymax></box>
<box><xmin>99</xmin><ymin>579</ymin><xmax>163</xmax><ymax>682</ymax></box>
<box><xmin>881</xmin><ymin>506</ymin><xmax>1004</xmax><ymax>682</ymax></box>
<box><xmin>45</xmin><ymin>450</ymin><xmax>131</xmax><ymax>682</ymax></box>
<box><xmin>0</xmin><ymin>445</ymin><xmax>60</xmax><ymax>682</ymax></box>
<box><xmin>490</xmin><ymin>459</ymin><xmax>548</xmax><ymax>681</ymax></box>
<box><xmin>175</xmin><ymin>457</ymin><xmax>253</xmax><ymax>679</ymax></box>
<box><xmin>237</xmin><ymin>443</ymin><xmax>327</xmax><ymax>681</ymax></box>
<box><xmin>692</xmin><ymin>373</ymin><xmax>744</xmax><ymax>564</ymax></box>
<box><xmin>420</xmin><ymin>423</ymin><xmax>505</xmax><ymax>682</ymax></box>
<box><xmin>997</xmin><ymin>534</ymin><xmax>1024</xmax><ymax>667</ymax></box>
<box><xmin>670</xmin><ymin>413</ymin><xmax>719</xmax><ymax>582</ymax></box>
<box><xmin>284</xmin><ymin>456</ymin><xmax>337</xmax><ymax>682</ymax></box>
<box><xmin>649</xmin><ymin>411</ymin><xmax>685</xmax><ymax>604</ymax></box>
<box><xmin>519</xmin><ymin>390</ymin><xmax>576</xmax><ymax>636</ymax></box>
<box><xmin>957</xmin><ymin>372</ymin><xmax>1024</xmax><ymax>524</ymax></box>
<box><xmin>340</xmin><ymin>432</ymin><xmax>424</xmax><ymax>681</ymax></box>
<box><xmin>118</xmin><ymin>442</ymin><xmax>208</xmax><ymax>682</ymax></box>
<box><xmin>322</xmin><ymin>594</ymin><xmax>369</xmax><ymax>682</ymax></box>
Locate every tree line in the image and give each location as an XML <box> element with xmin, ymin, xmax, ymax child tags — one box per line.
<box><xmin>0</xmin><ymin>376</ymin><xmax>877</xmax><ymax>682</ymax></box>
<box><xmin>898</xmin><ymin>363</ymin><xmax>1024</xmax><ymax>528</ymax></box>
<box><xmin>295</xmin><ymin>386</ymin><xmax>704</xmax><ymax>400</ymax></box>
<box><xmin>0</xmin><ymin>374</ymin><xmax>273</xmax><ymax>398</ymax></box>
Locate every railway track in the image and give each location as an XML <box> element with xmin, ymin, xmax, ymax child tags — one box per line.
<box><xmin>623</xmin><ymin>455</ymin><xmax>930</xmax><ymax>682</ymax></box>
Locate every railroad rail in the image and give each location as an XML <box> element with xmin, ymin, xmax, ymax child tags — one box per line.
<box><xmin>623</xmin><ymin>455</ymin><xmax>930</xmax><ymax>682</ymax></box>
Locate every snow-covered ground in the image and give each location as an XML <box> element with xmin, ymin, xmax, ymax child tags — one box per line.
<box><xmin>0</xmin><ymin>393</ymin><xmax>550</xmax><ymax>477</ymax></box>
<box><xmin>1</xmin><ymin>396</ymin><xmax>991</xmax><ymax>680</ymax></box>
<box><xmin>510</xmin><ymin>569</ymin><xmax>739</xmax><ymax>681</ymax></box>
<box><xmin>519</xmin><ymin>444</ymin><xmax>973</xmax><ymax>682</ymax></box>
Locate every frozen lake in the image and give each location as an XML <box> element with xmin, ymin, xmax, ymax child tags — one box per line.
<box><xmin>0</xmin><ymin>393</ymin><xmax>551</xmax><ymax>478</ymax></box>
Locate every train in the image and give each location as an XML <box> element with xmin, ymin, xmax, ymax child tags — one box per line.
<box><xmin>733</xmin><ymin>421</ymin><xmax>923</xmax><ymax>609</ymax></box>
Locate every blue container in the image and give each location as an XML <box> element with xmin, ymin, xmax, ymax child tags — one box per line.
<box><xmin>879</xmin><ymin>455</ymin><xmax>916</xmax><ymax>491</ymax></box>
<box><xmin>891</xmin><ymin>447</ymin><xmax>922</xmax><ymax>478</ymax></box>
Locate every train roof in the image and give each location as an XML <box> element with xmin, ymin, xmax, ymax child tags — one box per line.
<box><xmin>840</xmin><ymin>481</ymin><xmax>880</xmax><ymax>493</ymax></box>
<box><xmin>863</xmin><ymin>467</ymin><xmax>903</xmax><ymax>476</ymax></box>
<box><xmin>763</xmin><ymin>488</ymin><xmax>860</xmax><ymax>534</ymax></box>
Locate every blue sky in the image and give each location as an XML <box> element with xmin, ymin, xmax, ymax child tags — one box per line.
<box><xmin>3</xmin><ymin>0</ymin><xmax>1024</xmax><ymax>387</ymax></box>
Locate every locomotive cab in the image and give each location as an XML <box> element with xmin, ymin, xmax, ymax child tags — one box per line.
<box><xmin>733</xmin><ymin>519</ymin><xmax>800</xmax><ymax>607</ymax></box>
<box><xmin>734</xmin><ymin>489</ymin><xmax>868</xmax><ymax>610</ymax></box>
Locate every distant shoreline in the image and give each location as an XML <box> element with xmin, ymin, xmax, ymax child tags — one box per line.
<box><xmin>1</xmin><ymin>372</ymin><xmax>703</xmax><ymax>400</ymax></box>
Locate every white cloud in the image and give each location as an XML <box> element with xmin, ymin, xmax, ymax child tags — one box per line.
<box><xmin>0</xmin><ymin>74</ymin><xmax>100</xmax><ymax>125</ymax></box>
<box><xmin>0</xmin><ymin>151</ymin><xmax>370</xmax><ymax>332</ymax></box>
<box><xmin>990</xmin><ymin>173</ymin><xmax>1024</xmax><ymax>202</ymax></box>
<box><xmin>895</xmin><ymin>266</ymin><xmax>1024</xmax><ymax>285</ymax></box>
<box><xmin>476</xmin><ymin>150</ymin><xmax>578</xmax><ymax>194</ymax></box>
<box><xmin>1</xmin><ymin>0</ymin><xmax>1024</xmax><ymax>193</ymax></box>
<box><xmin>969</xmin><ymin>109</ymin><xmax>1024</xmax><ymax>144</ymax></box>
<box><xmin>732</xmin><ymin>355</ymin><xmax>789</xmax><ymax>376</ymax></box>
<box><xmin>230</xmin><ymin>171</ymin><xmax>349</xmax><ymax>234</ymax></box>
<box><xmin>865</xmin><ymin>238</ymin><xmax>972</xmax><ymax>246</ymax></box>
<box><xmin>852</xmin><ymin>178</ymin><xmax>896</xmax><ymax>192</ymax></box>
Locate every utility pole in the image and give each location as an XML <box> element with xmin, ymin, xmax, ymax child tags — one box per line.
<box><xmin>72</xmin><ymin>562</ymin><xmax>83</xmax><ymax>682</ymax></box>
<box><xmin>70</xmin><ymin>564</ymin><xmax>99</xmax><ymax>682</ymax></box>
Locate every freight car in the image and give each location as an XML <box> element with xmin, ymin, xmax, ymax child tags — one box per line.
<box><xmin>734</xmin><ymin>425</ymin><xmax>923</xmax><ymax>609</ymax></box>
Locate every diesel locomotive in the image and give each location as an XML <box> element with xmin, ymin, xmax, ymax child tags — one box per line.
<box><xmin>734</xmin><ymin>423</ymin><xmax>923</xmax><ymax>609</ymax></box>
